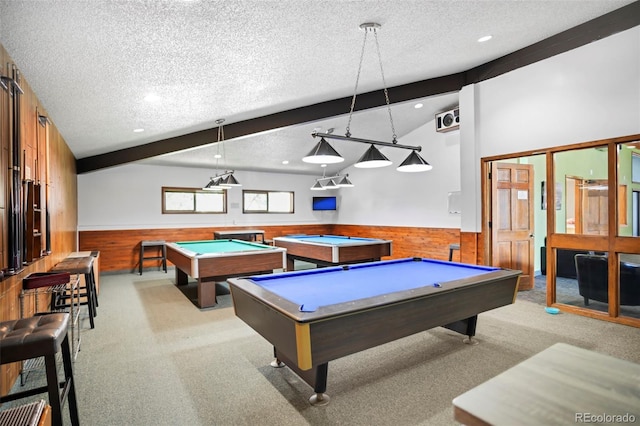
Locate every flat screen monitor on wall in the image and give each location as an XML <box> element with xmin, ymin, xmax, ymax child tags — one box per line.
<box><xmin>313</xmin><ymin>196</ymin><xmax>337</xmax><ymax>211</ymax></box>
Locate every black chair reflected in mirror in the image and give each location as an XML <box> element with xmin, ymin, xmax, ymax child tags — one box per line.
<box><xmin>575</xmin><ymin>254</ymin><xmax>640</xmax><ymax>306</ymax></box>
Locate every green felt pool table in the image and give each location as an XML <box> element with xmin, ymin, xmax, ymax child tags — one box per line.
<box><xmin>228</xmin><ymin>257</ymin><xmax>521</xmax><ymax>405</ymax></box>
<box><xmin>165</xmin><ymin>239</ymin><xmax>286</xmax><ymax>308</ymax></box>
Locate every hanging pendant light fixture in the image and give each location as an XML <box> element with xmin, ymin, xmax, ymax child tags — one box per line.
<box><xmin>303</xmin><ymin>137</ymin><xmax>344</xmax><ymax>164</ymax></box>
<box><xmin>354</xmin><ymin>144</ymin><xmax>392</xmax><ymax>168</ymax></box>
<box><xmin>337</xmin><ymin>175</ymin><xmax>354</xmax><ymax>187</ymax></box>
<box><xmin>397</xmin><ymin>150</ymin><xmax>432</xmax><ymax>172</ymax></box>
<box><xmin>306</xmin><ymin>23</ymin><xmax>431</xmax><ymax>172</ymax></box>
<box><xmin>310</xmin><ymin>181</ymin><xmax>325</xmax><ymax>191</ymax></box>
<box><xmin>202</xmin><ymin>119</ymin><xmax>242</xmax><ymax>190</ymax></box>
<box><xmin>324</xmin><ymin>179</ymin><xmax>339</xmax><ymax>190</ymax></box>
<box><xmin>310</xmin><ymin>169</ymin><xmax>355</xmax><ymax>190</ymax></box>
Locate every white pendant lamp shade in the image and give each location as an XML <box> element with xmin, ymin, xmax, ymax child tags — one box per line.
<box><xmin>354</xmin><ymin>145</ymin><xmax>392</xmax><ymax>168</ymax></box>
<box><xmin>303</xmin><ymin>138</ymin><xmax>344</xmax><ymax>164</ymax></box>
<box><xmin>324</xmin><ymin>179</ymin><xmax>339</xmax><ymax>189</ymax></box>
<box><xmin>310</xmin><ymin>181</ymin><xmax>325</xmax><ymax>190</ymax></box>
<box><xmin>202</xmin><ymin>180</ymin><xmax>217</xmax><ymax>190</ymax></box>
<box><xmin>223</xmin><ymin>173</ymin><xmax>242</xmax><ymax>186</ymax></box>
<box><xmin>337</xmin><ymin>176</ymin><xmax>354</xmax><ymax>187</ymax></box>
<box><xmin>397</xmin><ymin>150</ymin><xmax>432</xmax><ymax>172</ymax></box>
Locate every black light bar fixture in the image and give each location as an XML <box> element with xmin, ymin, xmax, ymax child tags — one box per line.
<box><xmin>203</xmin><ymin>119</ymin><xmax>242</xmax><ymax>190</ymax></box>
<box><xmin>310</xmin><ymin>173</ymin><xmax>354</xmax><ymax>191</ymax></box>
<box><xmin>203</xmin><ymin>170</ymin><xmax>241</xmax><ymax>190</ymax></box>
<box><xmin>309</xmin><ymin>132</ymin><xmax>431</xmax><ymax>172</ymax></box>
<box><xmin>303</xmin><ymin>23</ymin><xmax>432</xmax><ymax>173</ymax></box>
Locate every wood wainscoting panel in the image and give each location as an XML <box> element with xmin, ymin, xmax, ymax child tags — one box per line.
<box><xmin>460</xmin><ymin>232</ymin><xmax>480</xmax><ymax>265</ymax></box>
<box><xmin>330</xmin><ymin>225</ymin><xmax>461</xmax><ymax>262</ymax></box>
<box><xmin>79</xmin><ymin>225</ymin><xmax>470</xmax><ymax>272</ymax></box>
<box><xmin>79</xmin><ymin>225</ymin><xmax>334</xmax><ymax>272</ymax></box>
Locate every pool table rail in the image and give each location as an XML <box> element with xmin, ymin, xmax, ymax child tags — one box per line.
<box><xmin>230</xmin><ymin>266</ymin><xmax>520</xmax><ymax>323</ymax></box>
<box><xmin>229</xmin><ymin>266</ymin><xmax>520</xmax><ymax>403</ymax></box>
<box><xmin>165</xmin><ymin>240</ymin><xmax>287</xmax><ymax>308</ymax></box>
<box><xmin>272</xmin><ymin>235</ymin><xmax>392</xmax><ymax>267</ymax></box>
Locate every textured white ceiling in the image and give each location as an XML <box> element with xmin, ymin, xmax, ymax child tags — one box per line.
<box><xmin>0</xmin><ymin>0</ymin><xmax>634</xmax><ymax>175</ymax></box>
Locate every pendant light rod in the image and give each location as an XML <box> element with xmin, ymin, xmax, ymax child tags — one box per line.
<box><xmin>209</xmin><ymin>170</ymin><xmax>235</xmax><ymax>180</ymax></box>
<box><xmin>312</xmin><ymin>132</ymin><xmax>422</xmax><ymax>152</ymax></box>
<box><xmin>315</xmin><ymin>174</ymin><xmax>349</xmax><ymax>182</ymax></box>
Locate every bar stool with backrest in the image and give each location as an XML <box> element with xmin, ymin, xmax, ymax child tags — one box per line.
<box><xmin>0</xmin><ymin>313</ymin><xmax>80</xmax><ymax>426</ymax></box>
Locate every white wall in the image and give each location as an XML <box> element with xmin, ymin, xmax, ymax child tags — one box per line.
<box><xmin>78</xmin><ymin>164</ymin><xmax>337</xmax><ymax>231</ymax></box>
<box><xmin>461</xmin><ymin>25</ymin><xmax>640</xmax><ymax>232</ymax></box>
<box><xmin>335</xmin><ymin>120</ymin><xmax>462</xmax><ymax>228</ymax></box>
<box><xmin>78</xmin><ymin>26</ymin><xmax>639</xmax><ymax>233</ymax></box>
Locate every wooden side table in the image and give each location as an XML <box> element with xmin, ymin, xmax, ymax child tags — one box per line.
<box><xmin>140</xmin><ymin>240</ymin><xmax>167</xmax><ymax>275</ymax></box>
<box><xmin>449</xmin><ymin>243</ymin><xmax>460</xmax><ymax>261</ymax></box>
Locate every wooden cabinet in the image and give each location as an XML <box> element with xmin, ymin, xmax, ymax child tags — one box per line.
<box><xmin>24</xmin><ymin>180</ymin><xmax>43</xmax><ymax>262</ymax></box>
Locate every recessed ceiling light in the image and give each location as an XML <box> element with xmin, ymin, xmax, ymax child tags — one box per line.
<box><xmin>214</xmin><ymin>154</ymin><xmax>222</xmax><ymax>159</ymax></box>
<box><xmin>321</xmin><ymin>164</ymin><xmax>327</xmax><ymax>168</ymax></box>
<box><xmin>282</xmin><ymin>160</ymin><xmax>289</xmax><ymax>165</ymax></box>
<box><xmin>144</xmin><ymin>93</ymin><xmax>161</xmax><ymax>102</ymax></box>
<box><xmin>478</xmin><ymin>35</ymin><xmax>492</xmax><ymax>43</ymax></box>
<box><xmin>414</xmin><ymin>103</ymin><xmax>423</xmax><ymax>109</ymax></box>
<box><xmin>133</xmin><ymin>128</ymin><xmax>144</xmax><ymax>133</ymax></box>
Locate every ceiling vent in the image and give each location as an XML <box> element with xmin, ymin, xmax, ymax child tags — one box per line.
<box><xmin>435</xmin><ymin>107</ymin><xmax>460</xmax><ymax>133</ymax></box>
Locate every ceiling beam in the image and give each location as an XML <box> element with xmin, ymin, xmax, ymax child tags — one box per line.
<box><xmin>76</xmin><ymin>73</ymin><xmax>465</xmax><ymax>173</ymax></box>
<box><xmin>76</xmin><ymin>1</ymin><xmax>640</xmax><ymax>174</ymax></box>
<box><xmin>467</xmin><ymin>1</ymin><xmax>640</xmax><ymax>83</ymax></box>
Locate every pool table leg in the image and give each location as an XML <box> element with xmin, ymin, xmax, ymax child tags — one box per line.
<box><xmin>174</xmin><ymin>268</ymin><xmax>189</xmax><ymax>286</ymax></box>
<box><xmin>286</xmin><ymin>256</ymin><xmax>295</xmax><ymax>271</ymax></box>
<box><xmin>197</xmin><ymin>278</ymin><xmax>217</xmax><ymax>308</ymax></box>
<box><xmin>271</xmin><ymin>348</ymin><xmax>331</xmax><ymax>406</ymax></box>
<box><xmin>442</xmin><ymin>315</ymin><xmax>479</xmax><ymax>345</ymax></box>
<box><xmin>309</xmin><ymin>363</ymin><xmax>330</xmax><ymax>406</ymax></box>
<box><xmin>270</xmin><ymin>352</ymin><xmax>285</xmax><ymax>368</ymax></box>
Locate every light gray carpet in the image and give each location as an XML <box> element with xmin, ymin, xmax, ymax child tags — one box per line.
<box><xmin>4</xmin><ymin>269</ymin><xmax>640</xmax><ymax>425</ymax></box>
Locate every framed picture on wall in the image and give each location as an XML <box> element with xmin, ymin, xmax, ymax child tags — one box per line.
<box><xmin>541</xmin><ymin>181</ymin><xmax>562</xmax><ymax>210</ymax></box>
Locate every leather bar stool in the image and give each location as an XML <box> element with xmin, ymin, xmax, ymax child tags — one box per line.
<box><xmin>0</xmin><ymin>313</ymin><xmax>80</xmax><ymax>426</ymax></box>
<box><xmin>51</xmin><ymin>256</ymin><xmax>97</xmax><ymax>329</ymax></box>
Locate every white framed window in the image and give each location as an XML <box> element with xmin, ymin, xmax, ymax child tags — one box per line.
<box><xmin>243</xmin><ymin>190</ymin><xmax>294</xmax><ymax>213</ymax></box>
<box><xmin>162</xmin><ymin>187</ymin><xmax>227</xmax><ymax>214</ymax></box>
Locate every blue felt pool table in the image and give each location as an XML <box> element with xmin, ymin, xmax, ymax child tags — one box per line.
<box><xmin>228</xmin><ymin>257</ymin><xmax>521</xmax><ymax>405</ymax></box>
<box><xmin>272</xmin><ymin>234</ymin><xmax>392</xmax><ymax>269</ymax></box>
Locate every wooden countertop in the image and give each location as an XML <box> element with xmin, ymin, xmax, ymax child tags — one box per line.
<box><xmin>452</xmin><ymin>343</ymin><xmax>640</xmax><ymax>425</ymax></box>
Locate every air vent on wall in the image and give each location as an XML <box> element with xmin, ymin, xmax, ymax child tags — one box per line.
<box><xmin>436</xmin><ymin>107</ymin><xmax>460</xmax><ymax>133</ymax></box>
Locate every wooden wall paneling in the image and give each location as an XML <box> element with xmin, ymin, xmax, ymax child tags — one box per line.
<box><xmin>460</xmin><ymin>232</ymin><xmax>481</xmax><ymax>265</ymax></box>
<box><xmin>0</xmin><ymin>43</ymin><xmax>79</xmax><ymax>396</ymax></box>
<box><xmin>79</xmin><ymin>224</ymin><xmax>335</xmax><ymax>272</ymax></box>
<box><xmin>79</xmin><ymin>225</ymin><xmax>466</xmax><ymax>272</ymax></box>
<box><xmin>332</xmin><ymin>225</ymin><xmax>460</xmax><ymax>261</ymax></box>
<box><xmin>46</xmin><ymin>127</ymin><xmax>77</xmax><ymax>260</ymax></box>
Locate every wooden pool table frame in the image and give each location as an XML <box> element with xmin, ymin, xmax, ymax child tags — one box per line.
<box><xmin>228</xmin><ymin>263</ymin><xmax>520</xmax><ymax>404</ymax></box>
<box><xmin>272</xmin><ymin>235</ymin><xmax>392</xmax><ymax>269</ymax></box>
<box><xmin>165</xmin><ymin>240</ymin><xmax>286</xmax><ymax>308</ymax></box>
